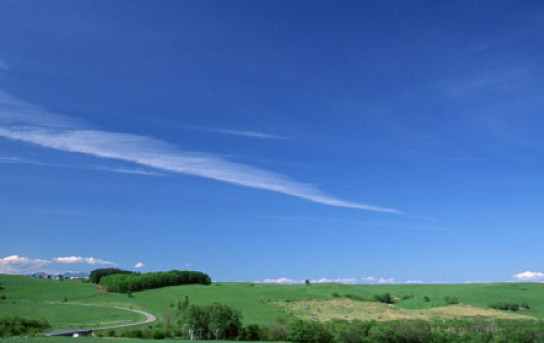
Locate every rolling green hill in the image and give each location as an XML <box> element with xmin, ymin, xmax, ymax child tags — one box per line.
<box><xmin>2</xmin><ymin>274</ymin><xmax>544</xmax><ymax>332</ymax></box>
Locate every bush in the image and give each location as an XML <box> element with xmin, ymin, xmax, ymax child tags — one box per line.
<box><xmin>444</xmin><ymin>296</ymin><xmax>459</xmax><ymax>305</ymax></box>
<box><xmin>374</xmin><ymin>293</ymin><xmax>395</xmax><ymax>304</ymax></box>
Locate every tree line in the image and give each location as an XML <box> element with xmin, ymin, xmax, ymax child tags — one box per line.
<box><xmin>98</xmin><ymin>270</ymin><xmax>211</xmax><ymax>293</ymax></box>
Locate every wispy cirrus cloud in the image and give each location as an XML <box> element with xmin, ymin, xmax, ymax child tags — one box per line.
<box><xmin>0</xmin><ymin>155</ymin><xmax>46</xmax><ymax>166</ymax></box>
<box><xmin>200</xmin><ymin>127</ymin><xmax>289</xmax><ymax>140</ymax></box>
<box><xmin>0</xmin><ymin>90</ymin><xmax>400</xmax><ymax>214</ymax></box>
<box><xmin>95</xmin><ymin>166</ymin><xmax>164</xmax><ymax>176</ymax></box>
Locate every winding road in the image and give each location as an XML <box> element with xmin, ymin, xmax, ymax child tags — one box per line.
<box><xmin>44</xmin><ymin>303</ymin><xmax>156</xmax><ymax>337</ymax></box>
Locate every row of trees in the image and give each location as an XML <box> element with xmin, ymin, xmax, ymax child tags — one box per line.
<box><xmin>99</xmin><ymin>270</ymin><xmax>211</xmax><ymax>293</ymax></box>
<box><xmin>0</xmin><ymin>317</ymin><xmax>50</xmax><ymax>337</ymax></box>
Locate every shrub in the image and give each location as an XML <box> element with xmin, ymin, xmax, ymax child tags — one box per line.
<box><xmin>0</xmin><ymin>317</ymin><xmax>50</xmax><ymax>337</ymax></box>
<box><xmin>374</xmin><ymin>293</ymin><xmax>395</xmax><ymax>304</ymax></box>
<box><xmin>444</xmin><ymin>296</ymin><xmax>459</xmax><ymax>305</ymax></box>
<box><xmin>489</xmin><ymin>302</ymin><xmax>522</xmax><ymax>312</ymax></box>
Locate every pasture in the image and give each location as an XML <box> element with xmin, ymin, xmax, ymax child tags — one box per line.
<box><xmin>2</xmin><ymin>274</ymin><xmax>544</xmax><ymax>330</ymax></box>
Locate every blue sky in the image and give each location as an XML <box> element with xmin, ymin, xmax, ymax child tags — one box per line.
<box><xmin>1</xmin><ymin>1</ymin><xmax>544</xmax><ymax>284</ymax></box>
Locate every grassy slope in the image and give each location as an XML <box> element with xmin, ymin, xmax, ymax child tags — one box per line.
<box><xmin>2</xmin><ymin>274</ymin><xmax>544</xmax><ymax>329</ymax></box>
<box><xmin>0</xmin><ymin>275</ymin><xmax>142</xmax><ymax>330</ymax></box>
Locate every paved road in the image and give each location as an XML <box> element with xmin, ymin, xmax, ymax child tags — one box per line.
<box><xmin>44</xmin><ymin>303</ymin><xmax>156</xmax><ymax>336</ymax></box>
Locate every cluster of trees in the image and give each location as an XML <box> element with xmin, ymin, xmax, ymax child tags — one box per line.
<box><xmin>104</xmin><ymin>298</ymin><xmax>242</xmax><ymax>340</ymax></box>
<box><xmin>489</xmin><ymin>302</ymin><xmax>530</xmax><ymax>312</ymax></box>
<box><xmin>99</xmin><ymin>270</ymin><xmax>211</xmax><ymax>293</ymax></box>
<box><xmin>0</xmin><ymin>317</ymin><xmax>50</xmax><ymax>337</ymax></box>
<box><xmin>89</xmin><ymin>268</ymin><xmax>134</xmax><ymax>283</ymax></box>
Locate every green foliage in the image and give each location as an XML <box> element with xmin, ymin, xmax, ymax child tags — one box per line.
<box><xmin>422</xmin><ymin>295</ymin><xmax>431</xmax><ymax>302</ymax></box>
<box><xmin>374</xmin><ymin>292</ymin><xmax>395</xmax><ymax>304</ymax></box>
<box><xmin>0</xmin><ymin>317</ymin><xmax>50</xmax><ymax>337</ymax></box>
<box><xmin>180</xmin><ymin>302</ymin><xmax>243</xmax><ymax>340</ymax></box>
<box><xmin>99</xmin><ymin>270</ymin><xmax>211</xmax><ymax>293</ymax></box>
<box><xmin>89</xmin><ymin>268</ymin><xmax>134</xmax><ymax>284</ymax></box>
<box><xmin>288</xmin><ymin>318</ymin><xmax>334</xmax><ymax>343</ymax></box>
<box><xmin>239</xmin><ymin>324</ymin><xmax>265</xmax><ymax>341</ymax></box>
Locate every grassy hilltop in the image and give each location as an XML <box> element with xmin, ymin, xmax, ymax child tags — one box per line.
<box><xmin>2</xmin><ymin>274</ymin><xmax>544</xmax><ymax>332</ymax></box>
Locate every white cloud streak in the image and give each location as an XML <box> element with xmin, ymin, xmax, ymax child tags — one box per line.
<box><xmin>95</xmin><ymin>166</ymin><xmax>164</xmax><ymax>176</ymax></box>
<box><xmin>202</xmin><ymin>128</ymin><xmax>289</xmax><ymax>140</ymax></box>
<box><xmin>0</xmin><ymin>90</ymin><xmax>400</xmax><ymax>214</ymax></box>
<box><xmin>134</xmin><ymin>262</ymin><xmax>144</xmax><ymax>269</ymax></box>
<box><xmin>512</xmin><ymin>271</ymin><xmax>544</xmax><ymax>281</ymax></box>
<box><xmin>0</xmin><ymin>156</ymin><xmax>46</xmax><ymax>166</ymax></box>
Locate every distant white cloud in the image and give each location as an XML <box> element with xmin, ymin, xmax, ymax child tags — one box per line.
<box><xmin>405</xmin><ymin>280</ymin><xmax>423</xmax><ymax>284</ymax></box>
<box><xmin>258</xmin><ymin>277</ymin><xmax>357</xmax><ymax>284</ymax></box>
<box><xmin>134</xmin><ymin>262</ymin><xmax>144</xmax><ymax>269</ymax></box>
<box><xmin>53</xmin><ymin>256</ymin><xmax>113</xmax><ymax>265</ymax></box>
<box><xmin>261</xmin><ymin>277</ymin><xmax>302</xmax><ymax>284</ymax></box>
<box><xmin>0</xmin><ymin>90</ymin><xmax>400</xmax><ymax>214</ymax></box>
<box><xmin>378</xmin><ymin>278</ymin><xmax>395</xmax><ymax>284</ymax></box>
<box><xmin>512</xmin><ymin>271</ymin><xmax>544</xmax><ymax>281</ymax></box>
<box><xmin>0</xmin><ymin>255</ymin><xmax>50</xmax><ymax>274</ymax></box>
<box><xmin>0</xmin><ymin>255</ymin><xmax>114</xmax><ymax>274</ymax></box>
<box><xmin>312</xmin><ymin>277</ymin><xmax>358</xmax><ymax>284</ymax></box>
<box><xmin>361</xmin><ymin>276</ymin><xmax>376</xmax><ymax>283</ymax></box>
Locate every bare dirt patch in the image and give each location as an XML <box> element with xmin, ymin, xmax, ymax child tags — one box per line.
<box><xmin>270</xmin><ymin>298</ymin><xmax>532</xmax><ymax>322</ymax></box>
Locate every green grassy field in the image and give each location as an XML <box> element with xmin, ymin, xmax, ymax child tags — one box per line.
<box><xmin>2</xmin><ymin>274</ymin><xmax>544</xmax><ymax>332</ymax></box>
